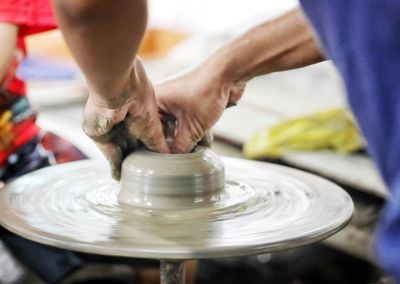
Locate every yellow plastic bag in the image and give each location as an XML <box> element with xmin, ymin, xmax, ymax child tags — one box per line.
<box><xmin>243</xmin><ymin>108</ymin><xmax>364</xmax><ymax>159</ymax></box>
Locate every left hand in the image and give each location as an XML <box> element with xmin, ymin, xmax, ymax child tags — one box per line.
<box><xmin>82</xmin><ymin>58</ymin><xmax>169</xmax><ymax>180</ymax></box>
<box><xmin>155</xmin><ymin>65</ymin><xmax>246</xmax><ymax>153</ymax></box>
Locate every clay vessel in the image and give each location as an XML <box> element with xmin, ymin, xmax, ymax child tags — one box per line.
<box><xmin>119</xmin><ymin>147</ymin><xmax>225</xmax><ymax>209</ymax></box>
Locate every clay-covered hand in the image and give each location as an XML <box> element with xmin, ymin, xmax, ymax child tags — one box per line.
<box><xmin>83</xmin><ymin>59</ymin><xmax>169</xmax><ymax>180</ymax></box>
<box><xmin>155</xmin><ymin>65</ymin><xmax>246</xmax><ymax>153</ymax></box>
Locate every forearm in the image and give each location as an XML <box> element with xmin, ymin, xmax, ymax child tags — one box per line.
<box><xmin>0</xmin><ymin>23</ymin><xmax>18</xmax><ymax>82</ymax></box>
<box><xmin>52</xmin><ymin>0</ymin><xmax>148</xmax><ymax>107</ymax></box>
<box><xmin>205</xmin><ymin>8</ymin><xmax>323</xmax><ymax>84</ymax></box>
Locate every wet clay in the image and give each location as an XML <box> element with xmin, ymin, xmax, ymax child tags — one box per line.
<box><xmin>119</xmin><ymin>147</ymin><xmax>225</xmax><ymax>209</ymax></box>
<box><xmin>0</xmin><ymin>156</ymin><xmax>353</xmax><ymax>259</ymax></box>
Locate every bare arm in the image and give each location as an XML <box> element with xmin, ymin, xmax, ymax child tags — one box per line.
<box><xmin>205</xmin><ymin>8</ymin><xmax>323</xmax><ymax>96</ymax></box>
<box><xmin>155</xmin><ymin>7</ymin><xmax>324</xmax><ymax>153</ymax></box>
<box><xmin>52</xmin><ymin>0</ymin><xmax>147</xmax><ymax>104</ymax></box>
<box><xmin>0</xmin><ymin>23</ymin><xmax>18</xmax><ymax>82</ymax></box>
<box><xmin>52</xmin><ymin>0</ymin><xmax>168</xmax><ymax>179</ymax></box>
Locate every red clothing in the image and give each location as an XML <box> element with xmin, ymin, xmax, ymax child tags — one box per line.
<box><xmin>0</xmin><ymin>0</ymin><xmax>55</xmax><ymax>36</ymax></box>
<box><xmin>0</xmin><ymin>0</ymin><xmax>57</xmax><ymax>165</ymax></box>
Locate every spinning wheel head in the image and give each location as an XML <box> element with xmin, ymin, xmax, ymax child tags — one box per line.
<box><xmin>0</xmin><ymin>150</ymin><xmax>353</xmax><ymax>259</ymax></box>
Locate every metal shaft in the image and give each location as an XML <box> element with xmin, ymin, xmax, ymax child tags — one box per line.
<box><xmin>160</xmin><ymin>260</ymin><xmax>185</xmax><ymax>284</ymax></box>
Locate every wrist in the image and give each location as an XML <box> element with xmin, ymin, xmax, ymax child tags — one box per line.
<box><xmin>204</xmin><ymin>39</ymin><xmax>258</xmax><ymax>85</ymax></box>
<box><xmin>87</xmin><ymin>63</ymin><xmax>140</xmax><ymax>109</ymax></box>
<box><xmin>201</xmin><ymin>52</ymin><xmax>236</xmax><ymax>85</ymax></box>
<box><xmin>199</xmin><ymin>54</ymin><xmax>246</xmax><ymax>106</ymax></box>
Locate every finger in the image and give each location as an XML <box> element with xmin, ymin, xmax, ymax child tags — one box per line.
<box><xmin>155</xmin><ymin>91</ymin><xmax>176</xmax><ymax>145</ymax></box>
<box><xmin>83</xmin><ymin>99</ymin><xmax>138</xmax><ymax>179</ymax></box>
<box><xmin>95</xmin><ymin>141</ymin><xmax>123</xmax><ymax>180</ymax></box>
<box><xmin>125</xmin><ymin>103</ymin><xmax>170</xmax><ymax>154</ymax></box>
<box><xmin>170</xmin><ymin>120</ymin><xmax>200</xmax><ymax>154</ymax></box>
<box><xmin>82</xmin><ymin>105</ymin><xmax>121</xmax><ymax>179</ymax></box>
<box><xmin>100</xmin><ymin>125</ymin><xmax>138</xmax><ymax>180</ymax></box>
<box><xmin>198</xmin><ymin>131</ymin><xmax>213</xmax><ymax>148</ymax></box>
<box><xmin>227</xmin><ymin>81</ymin><xmax>246</xmax><ymax>106</ymax></box>
<box><xmin>132</xmin><ymin>59</ymin><xmax>169</xmax><ymax>153</ymax></box>
<box><xmin>82</xmin><ymin>97</ymin><xmax>128</xmax><ymax>139</ymax></box>
<box><xmin>93</xmin><ymin>122</ymin><xmax>137</xmax><ymax>180</ymax></box>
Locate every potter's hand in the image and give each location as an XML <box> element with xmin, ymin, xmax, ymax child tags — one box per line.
<box><xmin>155</xmin><ymin>65</ymin><xmax>246</xmax><ymax>153</ymax></box>
<box><xmin>83</xmin><ymin>59</ymin><xmax>169</xmax><ymax>180</ymax></box>
<box><xmin>155</xmin><ymin>8</ymin><xmax>323</xmax><ymax>154</ymax></box>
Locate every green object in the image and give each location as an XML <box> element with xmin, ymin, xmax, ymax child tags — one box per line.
<box><xmin>243</xmin><ymin>108</ymin><xmax>364</xmax><ymax>159</ymax></box>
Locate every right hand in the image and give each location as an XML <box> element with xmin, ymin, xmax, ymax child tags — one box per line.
<box><xmin>155</xmin><ymin>64</ymin><xmax>246</xmax><ymax>154</ymax></box>
<box><xmin>82</xmin><ymin>59</ymin><xmax>169</xmax><ymax>180</ymax></box>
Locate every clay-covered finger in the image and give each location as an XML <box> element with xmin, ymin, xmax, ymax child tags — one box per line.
<box><xmin>170</xmin><ymin>121</ymin><xmax>200</xmax><ymax>154</ymax></box>
<box><xmin>198</xmin><ymin>131</ymin><xmax>213</xmax><ymax>148</ymax></box>
<box><xmin>96</xmin><ymin>142</ymin><xmax>123</xmax><ymax>180</ymax></box>
<box><xmin>124</xmin><ymin>108</ymin><xmax>169</xmax><ymax>154</ymax></box>
<box><xmin>93</xmin><ymin>123</ymin><xmax>138</xmax><ymax>180</ymax></box>
<box><xmin>82</xmin><ymin>97</ymin><xmax>127</xmax><ymax>141</ymax></box>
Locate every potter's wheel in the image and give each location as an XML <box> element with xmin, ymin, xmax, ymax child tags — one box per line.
<box><xmin>0</xmin><ymin>148</ymin><xmax>353</xmax><ymax>260</ymax></box>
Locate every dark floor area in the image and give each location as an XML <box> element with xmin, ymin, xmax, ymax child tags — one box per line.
<box><xmin>196</xmin><ymin>244</ymin><xmax>382</xmax><ymax>284</ymax></box>
<box><xmin>12</xmin><ymin>242</ymin><xmax>387</xmax><ymax>284</ymax></box>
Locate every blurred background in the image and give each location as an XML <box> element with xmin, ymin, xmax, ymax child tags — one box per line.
<box><xmin>25</xmin><ymin>0</ymin><xmax>347</xmax><ymax>162</ymax></box>
<box><xmin>2</xmin><ymin>0</ymin><xmax>391</xmax><ymax>283</ymax></box>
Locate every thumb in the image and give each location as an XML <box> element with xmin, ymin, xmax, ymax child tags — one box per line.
<box><xmin>124</xmin><ymin>109</ymin><xmax>170</xmax><ymax>154</ymax></box>
<box><xmin>170</xmin><ymin>120</ymin><xmax>199</xmax><ymax>154</ymax></box>
<box><xmin>96</xmin><ymin>141</ymin><xmax>124</xmax><ymax>180</ymax></box>
<box><xmin>198</xmin><ymin>131</ymin><xmax>213</xmax><ymax>148</ymax></box>
<box><xmin>91</xmin><ymin>122</ymin><xmax>137</xmax><ymax>180</ymax></box>
<box><xmin>83</xmin><ymin>98</ymin><xmax>136</xmax><ymax>180</ymax></box>
<box><xmin>82</xmin><ymin>96</ymin><xmax>126</xmax><ymax>139</ymax></box>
